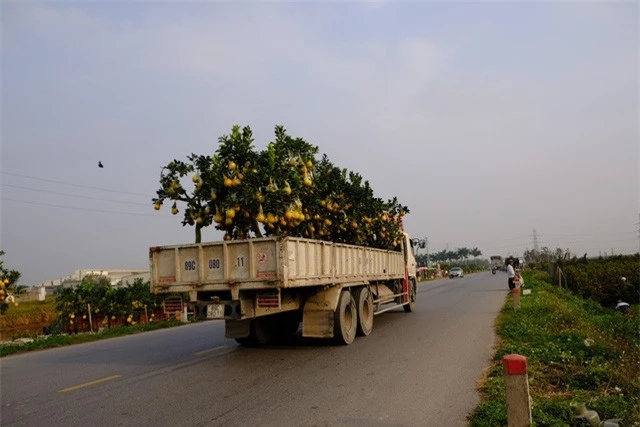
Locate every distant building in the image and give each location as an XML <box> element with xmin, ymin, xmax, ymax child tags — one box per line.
<box><xmin>119</xmin><ymin>271</ymin><xmax>151</xmax><ymax>287</ymax></box>
<box><xmin>41</xmin><ymin>269</ymin><xmax>149</xmax><ymax>290</ymax></box>
<box><xmin>18</xmin><ymin>286</ymin><xmax>48</xmax><ymax>302</ymax></box>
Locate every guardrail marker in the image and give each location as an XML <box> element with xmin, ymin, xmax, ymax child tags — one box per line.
<box><xmin>503</xmin><ymin>354</ymin><xmax>532</xmax><ymax>426</ymax></box>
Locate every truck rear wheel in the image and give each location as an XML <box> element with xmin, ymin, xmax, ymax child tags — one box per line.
<box><xmin>235</xmin><ymin>317</ymin><xmax>274</xmax><ymax>346</ymax></box>
<box><xmin>354</xmin><ymin>287</ymin><xmax>373</xmax><ymax>336</ymax></box>
<box><xmin>403</xmin><ymin>279</ymin><xmax>416</xmax><ymax>313</ymax></box>
<box><xmin>334</xmin><ymin>290</ymin><xmax>357</xmax><ymax>345</ymax></box>
<box><xmin>255</xmin><ymin>317</ymin><xmax>276</xmax><ymax>345</ymax></box>
<box><xmin>274</xmin><ymin>311</ymin><xmax>301</xmax><ymax>343</ymax></box>
<box><xmin>235</xmin><ymin>336</ymin><xmax>255</xmax><ymax>346</ymax></box>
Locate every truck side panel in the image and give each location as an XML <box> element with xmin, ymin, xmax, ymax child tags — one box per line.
<box><xmin>281</xmin><ymin>239</ymin><xmax>404</xmax><ymax>287</ymax></box>
<box><xmin>150</xmin><ymin>237</ymin><xmax>405</xmax><ymax>294</ymax></box>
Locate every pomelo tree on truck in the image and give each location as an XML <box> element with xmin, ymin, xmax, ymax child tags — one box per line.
<box><xmin>152</xmin><ymin>125</ymin><xmax>408</xmax><ymax>249</ymax></box>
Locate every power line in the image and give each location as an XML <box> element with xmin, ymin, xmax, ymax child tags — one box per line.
<box><xmin>477</xmin><ymin>243</ymin><xmax>530</xmax><ymax>251</ymax></box>
<box><xmin>537</xmin><ymin>230</ymin><xmax>637</xmax><ymax>237</ymax></box>
<box><xmin>2</xmin><ymin>184</ymin><xmax>150</xmax><ymax>206</ymax></box>
<box><xmin>2</xmin><ymin>197</ymin><xmax>170</xmax><ymax>218</ymax></box>
<box><xmin>484</xmin><ymin>237</ymin><xmax>637</xmax><ymax>251</ymax></box>
<box><xmin>1</xmin><ymin>171</ymin><xmax>151</xmax><ymax>197</ymax></box>
<box><xmin>539</xmin><ymin>237</ymin><xmax>638</xmax><ymax>245</ymax></box>
<box><xmin>491</xmin><ymin>234</ymin><xmax>531</xmax><ymax>241</ymax></box>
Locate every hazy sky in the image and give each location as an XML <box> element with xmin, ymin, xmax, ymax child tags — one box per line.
<box><xmin>2</xmin><ymin>1</ymin><xmax>638</xmax><ymax>285</ymax></box>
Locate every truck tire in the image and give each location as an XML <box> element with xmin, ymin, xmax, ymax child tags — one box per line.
<box><xmin>403</xmin><ymin>279</ymin><xmax>416</xmax><ymax>313</ymax></box>
<box><xmin>353</xmin><ymin>287</ymin><xmax>373</xmax><ymax>337</ymax></box>
<box><xmin>333</xmin><ymin>290</ymin><xmax>357</xmax><ymax>345</ymax></box>
<box><xmin>254</xmin><ymin>317</ymin><xmax>275</xmax><ymax>345</ymax></box>
<box><xmin>235</xmin><ymin>336</ymin><xmax>256</xmax><ymax>346</ymax></box>
<box><xmin>274</xmin><ymin>311</ymin><xmax>301</xmax><ymax>343</ymax></box>
<box><xmin>236</xmin><ymin>317</ymin><xmax>274</xmax><ymax>346</ymax></box>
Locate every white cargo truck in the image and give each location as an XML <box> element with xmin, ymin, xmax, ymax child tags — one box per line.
<box><xmin>150</xmin><ymin>233</ymin><xmax>418</xmax><ymax>345</ymax></box>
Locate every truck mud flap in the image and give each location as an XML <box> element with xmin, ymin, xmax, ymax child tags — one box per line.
<box><xmin>301</xmin><ymin>285</ymin><xmax>341</xmax><ymax>339</ymax></box>
<box><xmin>225</xmin><ymin>319</ymin><xmax>251</xmax><ymax>339</ymax></box>
<box><xmin>302</xmin><ymin>310</ymin><xmax>334</xmax><ymax>339</ymax></box>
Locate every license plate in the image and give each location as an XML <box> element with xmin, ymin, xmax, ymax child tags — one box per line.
<box><xmin>206</xmin><ymin>303</ymin><xmax>225</xmax><ymax>319</ymax></box>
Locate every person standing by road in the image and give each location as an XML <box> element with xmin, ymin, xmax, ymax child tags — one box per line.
<box><xmin>507</xmin><ymin>259</ymin><xmax>516</xmax><ymax>290</ymax></box>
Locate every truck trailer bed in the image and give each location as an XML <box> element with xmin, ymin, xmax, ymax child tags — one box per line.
<box><xmin>150</xmin><ymin>236</ymin><xmax>406</xmax><ymax>294</ymax></box>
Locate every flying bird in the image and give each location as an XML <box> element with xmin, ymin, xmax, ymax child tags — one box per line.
<box><xmin>98</xmin><ymin>161</ymin><xmax>104</xmax><ymax>168</ymax></box>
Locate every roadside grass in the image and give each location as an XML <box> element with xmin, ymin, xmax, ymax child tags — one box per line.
<box><xmin>469</xmin><ymin>270</ymin><xmax>639</xmax><ymax>426</ymax></box>
<box><xmin>0</xmin><ymin>319</ymin><xmax>185</xmax><ymax>358</ymax></box>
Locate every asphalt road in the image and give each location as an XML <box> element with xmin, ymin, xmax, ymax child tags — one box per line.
<box><xmin>1</xmin><ymin>271</ymin><xmax>509</xmax><ymax>427</ymax></box>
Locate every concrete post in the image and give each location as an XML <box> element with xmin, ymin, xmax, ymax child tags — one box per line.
<box><xmin>503</xmin><ymin>354</ymin><xmax>532</xmax><ymax>427</ymax></box>
<box><xmin>181</xmin><ymin>306</ymin><xmax>188</xmax><ymax>323</ymax></box>
<box><xmin>87</xmin><ymin>303</ymin><xmax>93</xmax><ymax>333</ymax></box>
<box><xmin>512</xmin><ymin>287</ymin><xmax>520</xmax><ymax>310</ymax></box>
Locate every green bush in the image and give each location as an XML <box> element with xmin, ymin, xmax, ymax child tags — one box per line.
<box><xmin>559</xmin><ymin>254</ymin><xmax>639</xmax><ymax>306</ymax></box>
<box><xmin>530</xmin><ymin>397</ymin><xmax>574</xmax><ymax>427</ymax></box>
<box><xmin>469</xmin><ymin>400</ymin><xmax>507</xmax><ymax>427</ymax></box>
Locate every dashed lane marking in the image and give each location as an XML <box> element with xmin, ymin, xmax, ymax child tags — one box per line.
<box><xmin>58</xmin><ymin>374</ymin><xmax>122</xmax><ymax>393</ymax></box>
<box><xmin>194</xmin><ymin>345</ymin><xmax>232</xmax><ymax>356</ymax></box>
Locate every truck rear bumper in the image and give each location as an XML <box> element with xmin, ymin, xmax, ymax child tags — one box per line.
<box><xmin>195</xmin><ymin>300</ymin><xmax>241</xmax><ymax>320</ymax></box>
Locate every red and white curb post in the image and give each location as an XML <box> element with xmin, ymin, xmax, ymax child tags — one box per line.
<box><xmin>503</xmin><ymin>354</ymin><xmax>532</xmax><ymax>427</ymax></box>
<box><xmin>512</xmin><ymin>275</ymin><xmax>521</xmax><ymax>309</ymax></box>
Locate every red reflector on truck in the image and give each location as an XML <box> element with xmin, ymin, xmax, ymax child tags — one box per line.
<box><xmin>257</xmin><ymin>292</ymin><xmax>280</xmax><ymax>308</ymax></box>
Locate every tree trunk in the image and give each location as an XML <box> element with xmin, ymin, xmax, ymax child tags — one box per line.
<box><xmin>195</xmin><ymin>225</ymin><xmax>202</xmax><ymax>244</ymax></box>
<box><xmin>251</xmin><ymin>219</ymin><xmax>263</xmax><ymax>238</ymax></box>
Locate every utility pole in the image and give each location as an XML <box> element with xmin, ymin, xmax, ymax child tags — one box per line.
<box><xmin>425</xmin><ymin>237</ymin><xmax>429</xmax><ymax>268</ymax></box>
<box><xmin>637</xmin><ymin>213</ymin><xmax>640</xmax><ymax>254</ymax></box>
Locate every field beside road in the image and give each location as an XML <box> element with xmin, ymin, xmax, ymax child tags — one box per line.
<box><xmin>470</xmin><ymin>269</ymin><xmax>639</xmax><ymax>426</ymax></box>
<box><xmin>0</xmin><ymin>299</ymin><xmax>58</xmax><ymax>340</ymax></box>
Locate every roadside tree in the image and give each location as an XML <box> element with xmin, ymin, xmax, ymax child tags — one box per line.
<box><xmin>0</xmin><ymin>250</ymin><xmax>23</xmax><ymax>315</ymax></box>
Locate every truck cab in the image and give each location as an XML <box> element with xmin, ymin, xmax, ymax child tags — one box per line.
<box><xmin>404</xmin><ymin>233</ymin><xmax>418</xmax><ymax>281</ymax></box>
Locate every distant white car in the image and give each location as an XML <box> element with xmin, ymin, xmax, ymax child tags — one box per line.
<box><xmin>449</xmin><ymin>267</ymin><xmax>464</xmax><ymax>279</ymax></box>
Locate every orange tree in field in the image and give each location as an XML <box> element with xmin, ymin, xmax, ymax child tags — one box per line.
<box><xmin>153</xmin><ymin>125</ymin><xmax>409</xmax><ymax>249</ymax></box>
<box><xmin>0</xmin><ymin>250</ymin><xmax>23</xmax><ymax>315</ymax></box>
